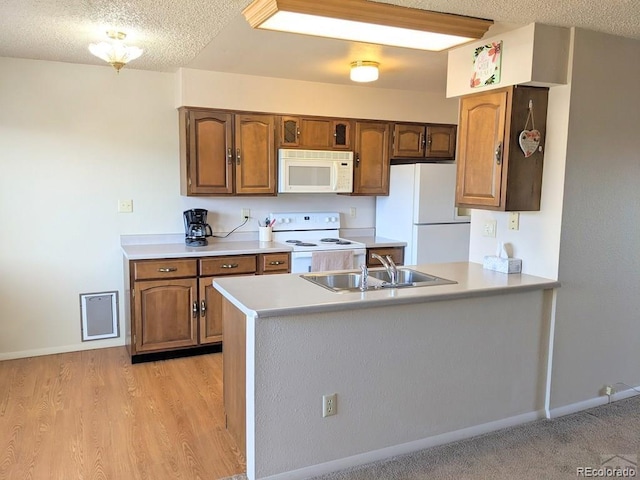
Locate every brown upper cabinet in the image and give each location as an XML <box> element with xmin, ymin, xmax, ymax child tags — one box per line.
<box><xmin>391</xmin><ymin>123</ymin><xmax>457</xmax><ymax>160</ymax></box>
<box><xmin>350</xmin><ymin>121</ymin><xmax>391</xmax><ymax>196</ymax></box>
<box><xmin>179</xmin><ymin>108</ymin><xmax>277</xmax><ymax>196</ymax></box>
<box><xmin>456</xmin><ymin>85</ymin><xmax>549</xmax><ymax>211</ymax></box>
<box><xmin>278</xmin><ymin>116</ymin><xmax>352</xmax><ymax>150</ymax></box>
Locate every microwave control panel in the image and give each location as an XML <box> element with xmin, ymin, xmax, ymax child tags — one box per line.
<box><xmin>336</xmin><ymin>162</ymin><xmax>353</xmax><ymax>191</ymax></box>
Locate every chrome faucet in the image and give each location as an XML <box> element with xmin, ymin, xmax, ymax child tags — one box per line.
<box><xmin>360</xmin><ymin>264</ymin><xmax>369</xmax><ymax>291</ymax></box>
<box><xmin>371</xmin><ymin>253</ymin><xmax>398</xmax><ymax>285</ymax></box>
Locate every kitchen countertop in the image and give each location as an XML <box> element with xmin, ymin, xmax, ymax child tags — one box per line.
<box><xmin>121</xmin><ymin>240</ymin><xmax>293</xmax><ymax>260</ymax></box>
<box><xmin>213</xmin><ymin>262</ymin><xmax>560</xmax><ymax>318</ymax></box>
<box><xmin>343</xmin><ymin>236</ymin><xmax>407</xmax><ymax>248</ymax></box>
<box><xmin>121</xmin><ymin>234</ymin><xmax>406</xmax><ymax>260</ymax></box>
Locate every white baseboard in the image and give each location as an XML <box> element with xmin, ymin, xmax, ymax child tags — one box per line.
<box><xmin>257</xmin><ymin>409</ymin><xmax>546</xmax><ymax>480</ymax></box>
<box><xmin>0</xmin><ymin>338</ymin><xmax>125</xmax><ymax>361</ymax></box>
<box><xmin>548</xmin><ymin>387</ymin><xmax>640</xmax><ymax>418</ymax></box>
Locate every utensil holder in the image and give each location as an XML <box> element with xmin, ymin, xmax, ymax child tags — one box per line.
<box><xmin>259</xmin><ymin>226</ymin><xmax>273</xmax><ymax>242</ymax></box>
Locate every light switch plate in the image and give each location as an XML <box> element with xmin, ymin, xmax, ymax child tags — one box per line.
<box><xmin>483</xmin><ymin>220</ymin><xmax>497</xmax><ymax>237</ymax></box>
<box><xmin>118</xmin><ymin>199</ymin><xmax>133</xmax><ymax>213</ymax></box>
<box><xmin>508</xmin><ymin>212</ymin><xmax>520</xmax><ymax>231</ymax></box>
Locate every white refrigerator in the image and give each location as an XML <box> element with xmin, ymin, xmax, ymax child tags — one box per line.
<box><xmin>375</xmin><ymin>163</ymin><xmax>470</xmax><ymax>265</ymax></box>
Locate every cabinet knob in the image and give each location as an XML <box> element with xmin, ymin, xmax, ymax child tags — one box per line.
<box><xmin>355</xmin><ymin>153</ymin><xmax>360</xmax><ymax>167</ymax></box>
<box><xmin>227</xmin><ymin>147</ymin><xmax>233</xmax><ymax>165</ymax></box>
<box><xmin>269</xmin><ymin>261</ymin><xmax>284</xmax><ymax>265</ymax></box>
<box><xmin>236</xmin><ymin>148</ymin><xmax>241</xmax><ymax>165</ymax></box>
<box><xmin>495</xmin><ymin>142</ymin><xmax>503</xmax><ymax>165</ymax></box>
<box><xmin>192</xmin><ymin>301</ymin><xmax>198</xmax><ymax>318</ymax></box>
<box><xmin>200</xmin><ymin>300</ymin><xmax>206</xmax><ymax>317</ymax></box>
<box><xmin>157</xmin><ymin>267</ymin><xmax>178</xmax><ymax>273</ymax></box>
<box><xmin>221</xmin><ymin>263</ymin><xmax>239</xmax><ymax>269</ymax></box>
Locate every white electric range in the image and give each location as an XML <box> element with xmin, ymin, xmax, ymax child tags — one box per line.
<box><xmin>270</xmin><ymin>211</ymin><xmax>366</xmax><ymax>273</ymax></box>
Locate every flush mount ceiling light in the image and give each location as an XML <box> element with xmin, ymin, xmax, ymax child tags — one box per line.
<box><xmin>350</xmin><ymin>61</ymin><xmax>379</xmax><ymax>82</ymax></box>
<box><xmin>242</xmin><ymin>0</ymin><xmax>493</xmax><ymax>51</ymax></box>
<box><xmin>89</xmin><ymin>31</ymin><xmax>143</xmax><ymax>73</ymax></box>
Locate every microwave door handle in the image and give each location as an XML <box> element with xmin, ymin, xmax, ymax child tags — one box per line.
<box><xmin>332</xmin><ymin>164</ymin><xmax>338</xmax><ymax>191</ymax></box>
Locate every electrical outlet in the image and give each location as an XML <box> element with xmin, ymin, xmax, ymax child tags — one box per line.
<box><xmin>118</xmin><ymin>199</ymin><xmax>133</xmax><ymax>213</ymax></box>
<box><xmin>508</xmin><ymin>212</ymin><xmax>520</xmax><ymax>231</ymax></box>
<box><xmin>322</xmin><ymin>393</ymin><xmax>337</xmax><ymax>417</ymax></box>
<box><xmin>350</xmin><ymin>207</ymin><xmax>357</xmax><ymax>217</ymax></box>
<box><xmin>241</xmin><ymin>208</ymin><xmax>250</xmax><ymax>220</ymax></box>
<box><xmin>482</xmin><ymin>220</ymin><xmax>497</xmax><ymax>237</ymax></box>
<box><xmin>604</xmin><ymin>385</ymin><xmax>615</xmax><ymax>396</ymax></box>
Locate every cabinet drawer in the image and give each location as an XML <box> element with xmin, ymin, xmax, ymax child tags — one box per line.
<box><xmin>366</xmin><ymin>247</ymin><xmax>405</xmax><ymax>267</ymax></box>
<box><xmin>258</xmin><ymin>252</ymin><xmax>290</xmax><ymax>274</ymax></box>
<box><xmin>200</xmin><ymin>255</ymin><xmax>257</xmax><ymax>276</ymax></box>
<box><xmin>133</xmin><ymin>259</ymin><xmax>198</xmax><ymax>280</ymax></box>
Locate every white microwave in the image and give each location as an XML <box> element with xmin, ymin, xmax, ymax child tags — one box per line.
<box><xmin>278</xmin><ymin>149</ymin><xmax>354</xmax><ymax>193</ymax></box>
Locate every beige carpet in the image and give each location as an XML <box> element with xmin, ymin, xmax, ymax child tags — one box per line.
<box><xmin>221</xmin><ymin>395</ymin><xmax>639</xmax><ymax>480</ymax></box>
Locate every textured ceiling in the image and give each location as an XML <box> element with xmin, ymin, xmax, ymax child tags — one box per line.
<box><xmin>0</xmin><ymin>0</ymin><xmax>638</xmax><ymax>91</ymax></box>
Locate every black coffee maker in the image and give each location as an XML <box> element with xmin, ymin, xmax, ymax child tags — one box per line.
<box><xmin>183</xmin><ymin>209</ymin><xmax>213</xmax><ymax>246</ymax></box>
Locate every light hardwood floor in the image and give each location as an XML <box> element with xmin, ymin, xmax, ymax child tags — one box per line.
<box><xmin>0</xmin><ymin>347</ymin><xmax>246</xmax><ymax>479</ymax></box>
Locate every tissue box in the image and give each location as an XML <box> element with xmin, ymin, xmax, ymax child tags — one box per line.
<box><xmin>483</xmin><ymin>256</ymin><xmax>522</xmax><ymax>274</ymax></box>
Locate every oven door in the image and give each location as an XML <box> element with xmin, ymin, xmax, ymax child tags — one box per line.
<box><xmin>291</xmin><ymin>249</ymin><xmax>366</xmax><ymax>273</ymax></box>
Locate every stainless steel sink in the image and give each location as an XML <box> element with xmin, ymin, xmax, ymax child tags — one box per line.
<box><xmin>301</xmin><ymin>268</ymin><xmax>456</xmax><ymax>293</ymax></box>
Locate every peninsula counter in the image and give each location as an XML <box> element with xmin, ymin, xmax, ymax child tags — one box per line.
<box><xmin>214</xmin><ymin>262</ymin><xmax>560</xmax><ymax>480</ymax></box>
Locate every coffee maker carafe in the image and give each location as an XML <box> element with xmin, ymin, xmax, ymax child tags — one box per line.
<box><xmin>183</xmin><ymin>209</ymin><xmax>213</xmax><ymax>246</ymax></box>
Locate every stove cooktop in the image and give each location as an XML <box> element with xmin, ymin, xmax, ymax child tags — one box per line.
<box><xmin>269</xmin><ymin>211</ymin><xmax>365</xmax><ymax>252</ymax></box>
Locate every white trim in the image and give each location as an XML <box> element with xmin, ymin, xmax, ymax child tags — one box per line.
<box><xmin>549</xmin><ymin>388</ymin><xmax>640</xmax><ymax>419</ymax></box>
<box><xmin>0</xmin><ymin>338</ymin><xmax>125</xmax><ymax>361</ymax></box>
<box><xmin>255</xmin><ymin>410</ymin><xmax>546</xmax><ymax>480</ymax></box>
<box><xmin>544</xmin><ymin>289</ymin><xmax>559</xmax><ymax>419</ymax></box>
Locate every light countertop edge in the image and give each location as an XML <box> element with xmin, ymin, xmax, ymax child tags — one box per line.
<box><xmin>213</xmin><ymin>262</ymin><xmax>560</xmax><ymax>319</ymax></box>
<box><xmin>121</xmin><ymin>237</ymin><xmax>406</xmax><ymax>260</ymax></box>
<box><xmin>344</xmin><ymin>236</ymin><xmax>407</xmax><ymax>248</ymax></box>
<box><xmin>121</xmin><ymin>240</ymin><xmax>293</xmax><ymax>260</ymax></box>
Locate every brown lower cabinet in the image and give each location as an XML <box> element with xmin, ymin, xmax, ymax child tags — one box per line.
<box><xmin>366</xmin><ymin>246</ymin><xmax>405</xmax><ymax>267</ymax></box>
<box><xmin>125</xmin><ymin>252</ymin><xmax>290</xmax><ymax>362</ymax></box>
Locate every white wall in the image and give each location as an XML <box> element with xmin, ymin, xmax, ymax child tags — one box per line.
<box><xmin>0</xmin><ymin>58</ymin><xmax>459</xmax><ymax>359</ymax></box>
<box><xmin>250</xmin><ymin>290</ymin><xmax>552</xmax><ymax>478</ymax></box>
<box><xmin>450</xmin><ymin>24</ymin><xmax>571</xmax><ymax>279</ymax></box>
<box><xmin>177</xmin><ymin>68</ymin><xmax>459</xmax><ymax>123</ymax></box>
<box><xmin>447</xmin><ymin>23</ymin><xmax>570</xmax><ymax>98</ymax></box>
<box><xmin>549</xmin><ymin>30</ymin><xmax>640</xmax><ymax>409</ymax></box>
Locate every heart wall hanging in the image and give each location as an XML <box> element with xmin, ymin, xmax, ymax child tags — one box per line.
<box><xmin>519</xmin><ymin>100</ymin><xmax>542</xmax><ymax>158</ymax></box>
<box><xmin>519</xmin><ymin>129</ymin><xmax>541</xmax><ymax>158</ymax></box>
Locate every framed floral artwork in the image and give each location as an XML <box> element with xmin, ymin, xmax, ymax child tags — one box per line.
<box><xmin>471</xmin><ymin>41</ymin><xmax>502</xmax><ymax>88</ymax></box>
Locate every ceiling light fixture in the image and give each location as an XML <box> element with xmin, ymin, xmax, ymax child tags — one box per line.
<box><xmin>350</xmin><ymin>61</ymin><xmax>379</xmax><ymax>82</ymax></box>
<box><xmin>242</xmin><ymin>0</ymin><xmax>493</xmax><ymax>51</ymax></box>
<box><xmin>89</xmin><ymin>31</ymin><xmax>143</xmax><ymax>73</ymax></box>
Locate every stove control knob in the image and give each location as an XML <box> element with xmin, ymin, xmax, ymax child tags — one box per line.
<box><xmin>284</xmin><ymin>218</ymin><xmax>291</xmax><ymax>224</ymax></box>
<box><xmin>331</xmin><ymin>216</ymin><xmax>338</xmax><ymax>222</ymax></box>
<box><xmin>325</xmin><ymin>217</ymin><xmax>330</xmax><ymax>222</ymax></box>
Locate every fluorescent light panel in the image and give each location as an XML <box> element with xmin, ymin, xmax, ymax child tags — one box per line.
<box><xmin>243</xmin><ymin>0</ymin><xmax>493</xmax><ymax>51</ymax></box>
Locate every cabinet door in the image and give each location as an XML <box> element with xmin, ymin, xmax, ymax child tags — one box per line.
<box><xmin>392</xmin><ymin>124</ymin><xmax>425</xmax><ymax>158</ymax></box>
<box><xmin>279</xmin><ymin>116</ymin><xmax>300</xmax><ymax>147</ymax></box>
<box><xmin>133</xmin><ymin>278</ymin><xmax>198</xmax><ymax>353</ymax></box>
<box><xmin>199</xmin><ymin>276</ymin><xmax>223</xmax><ymax>344</ymax></box>
<box><xmin>332</xmin><ymin>120</ymin><xmax>352</xmax><ymax>149</ymax></box>
<box><xmin>456</xmin><ymin>89</ymin><xmax>507</xmax><ymax>208</ymax></box>
<box><xmin>235</xmin><ymin>114</ymin><xmax>276</xmax><ymax>195</ymax></box>
<box><xmin>299</xmin><ymin>118</ymin><xmax>333</xmax><ymax>148</ymax></box>
<box><xmin>426</xmin><ymin>125</ymin><xmax>456</xmax><ymax>159</ymax></box>
<box><xmin>353</xmin><ymin>122</ymin><xmax>390</xmax><ymax>195</ymax></box>
<box><xmin>182</xmin><ymin>110</ymin><xmax>234</xmax><ymax>195</ymax></box>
